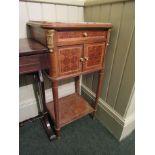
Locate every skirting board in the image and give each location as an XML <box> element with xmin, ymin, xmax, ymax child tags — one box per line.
<box><xmin>81</xmin><ymin>83</ymin><xmax>135</xmax><ymax>141</ymax></box>
<box><xmin>19</xmin><ymin>82</ymin><xmax>75</xmax><ymax>122</ymax></box>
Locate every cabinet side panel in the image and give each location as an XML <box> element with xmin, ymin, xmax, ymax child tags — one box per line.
<box><xmin>28</xmin><ymin>26</ymin><xmax>47</xmax><ymax>46</ymax></box>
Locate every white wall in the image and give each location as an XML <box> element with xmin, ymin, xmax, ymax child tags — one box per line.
<box><xmin>120</xmin><ymin>87</ymin><xmax>135</xmax><ymax>140</ymax></box>
<box><xmin>19</xmin><ymin>1</ymin><xmax>84</xmax><ymax>38</ymax></box>
<box><xmin>19</xmin><ymin>1</ymin><xmax>84</xmax><ymax>122</ymax></box>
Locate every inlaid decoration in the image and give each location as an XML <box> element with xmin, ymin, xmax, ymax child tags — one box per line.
<box><xmin>58</xmin><ymin>46</ymin><xmax>82</xmax><ymax>75</ymax></box>
<box><xmin>87</xmin><ymin>45</ymin><xmax>103</xmax><ymax>67</ymax></box>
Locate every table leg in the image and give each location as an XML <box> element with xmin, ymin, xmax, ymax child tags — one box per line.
<box><xmin>52</xmin><ymin>80</ymin><xmax>60</xmax><ymax>137</ymax></box>
<box><xmin>93</xmin><ymin>70</ymin><xmax>104</xmax><ymax>119</ymax></box>
<box><xmin>75</xmin><ymin>76</ymin><xmax>80</xmax><ymax>95</ymax></box>
<box><xmin>38</xmin><ymin>70</ymin><xmax>56</xmax><ymax>141</ymax></box>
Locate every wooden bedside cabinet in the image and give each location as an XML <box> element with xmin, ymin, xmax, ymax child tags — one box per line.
<box><xmin>27</xmin><ymin>21</ymin><xmax>112</xmax><ymax>138</ymax></box>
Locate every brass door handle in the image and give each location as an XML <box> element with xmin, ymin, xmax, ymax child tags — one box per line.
<box><xmin>80</xmin><ymin>58</ymin><xmax>84</xmax><ymax>62</ymax></box>
<box><xmin>83</xmin><ymin>32</ymin><xmax>88</xmax><ymax>37</ymax></box>
<box><xmin>84</xmin><ymin>57</ymin><xmax>89</xmax><ymax>61</ymax></box>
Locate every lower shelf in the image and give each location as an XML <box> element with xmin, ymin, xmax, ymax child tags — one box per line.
<box><xmin>46</xmin><ymin>93</ymin><xmax>94</xmax><ymax>128</ymax></box>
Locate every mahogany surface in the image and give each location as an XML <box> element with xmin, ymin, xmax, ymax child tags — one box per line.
<box><xmin>19</xmin><ymin>38</ymin><xmax>47</xmax><ymax>56</ymax></box>
<box><xmin>27</xmin><ymin>21</ymin><xmax>112</xmax><ymax>138</ymax></box>
<box><xmin>46</xmin><ymin>93</ymin><xmax>94</xmax><ymax>128</ymax></box>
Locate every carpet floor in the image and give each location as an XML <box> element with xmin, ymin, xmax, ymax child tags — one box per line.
<box><xmin>19</xmin><ymin>116</ymin><xmax>135</xmax><ymax>155</ymax></box>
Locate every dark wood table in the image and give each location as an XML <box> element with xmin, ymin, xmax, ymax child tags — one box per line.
<box><xmin>19</xmin><ymin>38</ymin><xmax>56</xmax><ymax>141</ymax></box>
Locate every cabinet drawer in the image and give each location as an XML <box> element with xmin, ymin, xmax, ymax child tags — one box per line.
<box><xmin>19</xmin><ymin>54</ymin><xmax>49</xmax><ymax>74</ymax></box>
<box><xmin>58</xmin><ymin>45</ymin><xmax>83</xmax><ymax>76</ymax></box>
<box><xmin>57</xmin><ymin>30</ymin><xmax>106</xmax><ymax>41</ymax></box>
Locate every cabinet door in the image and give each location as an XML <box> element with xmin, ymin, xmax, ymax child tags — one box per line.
<box><xmin>58</xmin><ymin>45</ymin><xmax>83</xmax><ymax>76</ymax></box>
<box><xmin>83</xmin><ymin>42</ymin><xmax>106</xmax><ymax>71</ymax></box>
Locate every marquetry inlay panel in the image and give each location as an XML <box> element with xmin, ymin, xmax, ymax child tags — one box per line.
<box><xmin>83</xmin><ymin>43</ymin><xmax>106</xmax><ymax>71</ymax></box>
<box><xmin>58</xmin><ymin>46</ymin><xmax>83</xmax><ymax>76</ymax></box>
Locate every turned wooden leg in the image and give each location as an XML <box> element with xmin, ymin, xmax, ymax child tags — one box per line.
<box><xmin>52</xmin><ymin>80</ymin><xmax>60</xmax><ymax>137</ymax></box>
<box><xmin>38</xmin><ymin>70</ymin><xmax>56</xmax><ymax>141</ymax></box>
<box><xmin>93</xmin><ymin>70</ymin><xmax>104</xmax><ymax>119</ymax></box>
<box><xmin>75</xmin><ymin>76</ymin><xmax>80</xmax><ymax>95</ymax></box>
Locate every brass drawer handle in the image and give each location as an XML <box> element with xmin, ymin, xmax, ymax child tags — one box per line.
<box><xmin>83</xmin><ymin>32</ymin><xmax>88</xmax><ymax>37</ymax></box>
<box><xmin>80</xmin><ymin>58</ymin><xmax>84</xmax><ymax>62</ymax></box>
<box><xmin>84</xmin><ymin>57</ymin><xmax>89</xmax><ymax>61</ymax></box>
